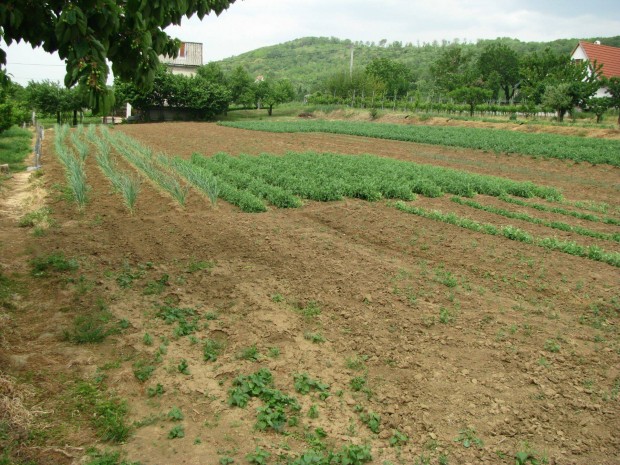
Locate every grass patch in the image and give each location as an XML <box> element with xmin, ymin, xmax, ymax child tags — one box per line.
<box><xmin>73</xmin><ymin>380</ymin><xmax>131</xmax><ymax>442</ymax></box>
<box><xmin>29</xmin><ymin>252</ymin><xmax>78</xmax><ymax>277</ymax></box>
<box><xmin>0</xmin><ymin>126</ymin><xmax>31</xmax><ymax>171</ymax></box>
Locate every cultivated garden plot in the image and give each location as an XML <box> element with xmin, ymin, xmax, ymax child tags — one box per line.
<box><xmin>1</xmin><ymin>122</ymin><xmax>618</xmax><ymax>465</ymax></box>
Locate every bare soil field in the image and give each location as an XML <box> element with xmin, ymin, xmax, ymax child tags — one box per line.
<box><xmin>1</xmin><ymin>122</ymin><xmax>618</xmax><ymax>465</ymax></box>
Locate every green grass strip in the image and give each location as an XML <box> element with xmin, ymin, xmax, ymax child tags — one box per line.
<box><xmin>394</xmin><ymin>201</ymin><xmax>620</xmax><ymax>268</ymax></box>
<box><xmin>451</xmin><ymin>197</ymin><xmax>620</xmax><ymax>243</ymax></box>
<box><xmin>220</xmin><ymin>120</ymin><xmax>620</xmax><ymax>167</ymax></box>
<box><xmin>0</xmin><ymin>126</ymin><xmax>32</xmax><ymax>171</ymax></box>
<box><xmin>499</xmin><ymin>194</ymin><xmax>620</xmax><ymax>226</ymax></box>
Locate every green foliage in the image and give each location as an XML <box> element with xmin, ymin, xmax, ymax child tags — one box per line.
<box><xmin>147</xmin><ymin>384</ymin><xmax>165</xmax><ymax>398</ymax></box>
<box><xmin>389</xmin><ymin>429</ymin><xmax>409</xmax><ymax>446</ymax></box>
<box><xmin>349</xmin><ymin>376</ymin><xmax>367</xmax><ymax>392</ymax></box>
<box><xmin>54</xmin><ymin>124</ymin><xmax>89</xmax><ymax>209</ymax></box>
<box><xmin>293</xmin><ymin>373</ymin><xmax>330</xmax><ymax>398</ymax></box>
<box><xmin>168</xmin><ymin>424</ymin><xmax>185</xmax><ymax>439</ymax></box>
<box><xmin>203</xmin><ymin>338</ymin><xmax>224</xmax><ymax>362</ymax></box>
<box><xmin>74</xmin><ymin>380</ymin><xmax>131</xmax><ymax>442</ymax></box>
<box><xmin>0</xmin><ymin>125</ymin><xmax>31</xmax><ymax>170</ymax></box>
<box><xmin>30</xmin><ymin>252</ymin><xmax>78</xmax><ymax>277</ymax></box>
<box><xmin>454</xmin><ymin>428</ymin><xmax>484</xmax><ymax>449</ymax></box>
<box><xmin>395</xmin><ymin>202</ymin><xmax>620</xmax><ymax>267</ymax></box>
<box><xmin>132</xmin><ymin>360</ymin><xmax>156</xmax><ymax>382</ymax></box>
<box><xmin>143</xmin><ymin>274</ymin><xmax>169</xmax><ymax>295</ymax></box>
<box><xmin>116</xmin><ymin>65</ymin><xmax>232</xmax><ymax>120</ymax></box>
<box><xmin>1</xmin><ymin>1</ymin><xmax>237</xmax><ymax>112</ymax></box>
<box><xmin>228</xmin><ymin>368</ymin><xmax>300</xmax><ymax>433</ymax></box>
<box><xmin>177</xmin><ymin>359</ymin><xmax>190</xmax><ymax>375</ymax></box>
<box><xmin>452</xmin><ymin>196</ymin><xmax>620</xmax><ymax>243</ymax></box>
<box><xmin>360</xmin><ymin>411</ymin><xmax>381</xmax><ymax>433</ymax></box>
<box><xmin>246</xmin><ymin>447</ymin><xmax>270</xmax><ymax>465</ymax></box>
<box><xmin>449</xmin><ymin>86</ymin><xmax>493</xmax><ymax>116</ymax></box>
<box><xmin>83</xmin><ymin>449</ymin><xmax>141</xmax><ymax>465</ymax></box>
<box><xmin>221</xmin><ymin>120</ymin><xmax>620</xmax><ymax>166</ymax></box>
<box><xmin>64</xmin><ymin>312</ymin><xmax>114</xmax><ymax>344</ymax></box>
<box><xmin>167</xmin><ymin>407</ymin><xmax>184</xmax><ymax>422</ymax></box>
<box><xmin>104</xmin><ymin>130</ymin><xmax>189</xmax><ymax>206</ymax></box>
<box><xmin>238</xmin><ymin>344</ymin><xmax>261</xmax><ymax>361</ymax></box>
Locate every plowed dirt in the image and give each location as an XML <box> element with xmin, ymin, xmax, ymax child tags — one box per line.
<box><xmin>1</xmin><ymin>122</ymin><xmax>618</xmax><ymax>465</ymax></box>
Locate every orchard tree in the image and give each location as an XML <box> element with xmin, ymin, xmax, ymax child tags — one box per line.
<box><xmin>430</xmin><ymin>45</ymin><xmax>477</xmax><ymax>93</ymax></box>
<box><xmin>365</xmin><ymin>58</ymin><xmax>411</xmax><ymax>100</ymax></box>
<box><xmin>228</xmin><ymin>65</ymin><xmax>254</xmax><ymax>106</ymax></box>
<box><xmin>542</xmin><ymin>83</ymin><xmax>573</xmax><ymax>122</ymax></box>
<box><xmin>0</xmin><ymin>0</ymin><xmax>237</xmax><ymax>113</ymax></box>
<box><xmin>586</xmin><ymin>97</ymin><xmax>610</xmax><ymax>123</ymax></box>
<box><xmin>477</xmin><ymin>43</ymin><xmax>520</xmax><ymax>102</ymax></box>
<box><xmin>257</xmin><ymin>79</ymin><xmax>295</xmax><ymax>116</ymax></box>
<box><xmin>449</xmin><ymin>86</ymin><xmax>492</xmax><ymax>116</ymax></box>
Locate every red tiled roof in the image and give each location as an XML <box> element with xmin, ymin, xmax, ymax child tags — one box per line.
<box><xmin>576</xmin><ymin>41</ymin><xmax>620</xmax><ymax>79</ymax></box>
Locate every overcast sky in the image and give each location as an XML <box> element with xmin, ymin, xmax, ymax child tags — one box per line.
<box><xmin>3</xmin><ymin>0</ymin><xmax>620</xmax><ymax>86</ymax></box>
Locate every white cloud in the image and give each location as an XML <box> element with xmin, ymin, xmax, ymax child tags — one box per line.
<box><xmin>3</xmin><ymin>0</ymin><xmax>620</xmax><ymax>85</ymax></box>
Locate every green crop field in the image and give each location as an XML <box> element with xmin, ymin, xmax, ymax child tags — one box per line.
<box><xmin>220</xmin><ymin>120</ymin><xmax>620</xmax><ymax>166</ymax></box>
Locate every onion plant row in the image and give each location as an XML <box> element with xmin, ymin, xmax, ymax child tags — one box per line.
<box><xmin>220</xmin><ymin>120</ymin><xmax>620</xmax><ymax>167</ymax></box>
<box><xmin>394</xmin><ymin>201</ymin><xmax>620</xmax><ymax>268</ymax></box>
<box><xmin>103</xmin><ymin>129</ymin><xmax>188</xmax><ymax>206</ymax></box>
<box><xmin>89</xmin><ymin>127</ymin><xmax>141</xmax><ymax>212</ymax></box>
<box><xmin>54</xmin><ymin>124</ymin><xmax>88</xmax><ymax>210</ymax></box>
<box><xmin>187</xmin><ymin>152</ymin><xmax>560</xmax><ymax>213</ymax></box>
<box><xmin>451</xmin><ymin>197</ymin><xmax>620</xmax><ymax>243</ymax></box>
<box><xmin>499</xmin><ymin>195</ymin><xmax>620</xmax><ymax>226</ymax></box>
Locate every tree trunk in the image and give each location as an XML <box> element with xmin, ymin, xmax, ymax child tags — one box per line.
<box><xmin>268</xmin><ymin>104</ymin><xmax>273</xmax><ymax>116</ymax></box>
<box><xmin>72</xmin><ymin>110</ymin><xmax>78</xmax><ymax>126</ymax></box>
<box><xmin>56</xmin><ymin>111</ymin><xmax>61</xmax><ymax>125</ymax></box>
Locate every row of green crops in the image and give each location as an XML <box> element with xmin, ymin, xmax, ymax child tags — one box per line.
<box><xmin>184</xmin><ymin>151</ymin><xmax>560</xmax><ymax>213</ymax></box>
<box><xmin>88</xmin><ymin>127</ymin><xmax>141</xmax><ymax>212</ymax></box>
<box><xmin>451</xmin><ymin>197</ymin><xmax>620</xmax><ymax>243</ymax></box>
<box><xmin>499</xmin><ymin>195</ymin><xmax>620</xmax><ymax>226</ymax></box>
<box><xmin>394</xmin><ymin>201</ymin><xmax>620</xmax><ymax>268</ymax></box>
<box><xmin>220</xmin><ymin>120</ymin><xmax>620</xmax><ymax>167</ymax></box>
<box><xmin>103</xmin><ymin>128</ymin><xmax>189</xmax><ymax>206</ymax></box>
<box><xmin>54</xmin><ymin>124</ymin><xmax>89</xmax><ymax>209</ymax></box>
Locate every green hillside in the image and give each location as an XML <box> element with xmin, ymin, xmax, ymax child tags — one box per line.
<box><xmin>214</xmin><ymin>35</ymin><xmax>620</xmax><ymax>95</ymax></box>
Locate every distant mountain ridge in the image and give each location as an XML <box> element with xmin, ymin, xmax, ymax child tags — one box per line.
<box><xmin>214</xmin><ymin>35</ymin><xmax>620</xmax><ymax>95</ymax></box>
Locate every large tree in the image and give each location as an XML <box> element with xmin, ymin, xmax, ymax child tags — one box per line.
<box><xmin>365</xmin><ymin>58</ymin><xmax>411</xmax><ymax>100</ymax></box>
<box><xmin>477</xmin><ymin>43</ymin><xmax>520</xmax><ymax>102</ymax></box>
<box><xmin>0</xmin><ymin>0</ymin><xmax>236</xmax><ymax>112</ymax></box>
<box><xmin>430</xmin><ymin>45</ymin><xmax>477</xmax><ymax>93</ymax></box>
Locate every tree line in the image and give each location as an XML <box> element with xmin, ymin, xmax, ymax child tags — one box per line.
<box><xmin>309</xmin><ymin>43</ymin><xmax>620</xmax><ymax>123</ymax></box>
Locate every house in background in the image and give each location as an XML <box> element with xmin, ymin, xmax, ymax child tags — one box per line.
<box><xmin>571</xmin><ymin>40</ymin><xmax>620</xmax><ymax>97</ymax></box>
<box><xmin>160</xmin><ymin>41</ymin><xmax>203</xmax><ymax>76</ymax></box>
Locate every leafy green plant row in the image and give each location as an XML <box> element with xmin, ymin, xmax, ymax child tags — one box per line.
<box><xmin>188</xmin><ymin>151</ymin><xmax>561</xmax><ymax>212</ymax></box>
<box><xmin>499</xmin><ymin>194</ymin><xmax>620</xmax><ymax>226</ymax></box>
<box><xmin>103</xmin><ymin>128</ymin><xmax>188</xmax><ymax>206</ymax></box>
<box><xmin>54</xmin><ymin>124</ymin><xmax>88</xmax><ymax>209</ymax></box>
<box><xmin>451</xmin><ymin>197</ymin><xmax>620</xmax><ymax>243</ymax></box>
<box><xmin>220</xmin><ymin>120</ymin><xmax>620</xmax><ymax>166</ymax></box>
<box><xmin>90</xmin><ymin>127</ymin><xmax>141</xmax><ymax>212</ymax></box>
<box><xmin>394</xmin><ymin>201</ymin><xmax>620</xmax><ymax>267</ymax></box>
<box><xmin>165</xmin><ymin>155</ymin><xmax>266</xmax><ymax>212</ymax></box>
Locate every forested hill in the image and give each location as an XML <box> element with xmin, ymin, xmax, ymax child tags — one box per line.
<box><xmin>214</xmin><ymin>35</ymin><xmax>620</xmax><ymax>95</ymax></box>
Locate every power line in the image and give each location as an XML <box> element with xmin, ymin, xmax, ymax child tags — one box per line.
<box><xmin>6</xmin><ymin>62</ymin><xmax>65</xmax><ymax>67</ymax></box>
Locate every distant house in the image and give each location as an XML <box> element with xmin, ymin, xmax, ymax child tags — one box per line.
<box><xmin>160</xmin><ymin>41</ymin><xmax>203</xmax><ymax>76</ymax></box>
<box><xmin>570</xmin><ymin>41</ymin><xmax>620</xmax><ymax>97</ymax></box>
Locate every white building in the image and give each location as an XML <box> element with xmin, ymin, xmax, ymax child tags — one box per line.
<box><xmin>160</xmin><ymin>42</ymin><xmax>203</xmax><ymax>76</ymax></box>
<box><xmin>570</xmin><ymin>41</ymin><xmax>620</xmax><ymax>97</ymax></box>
